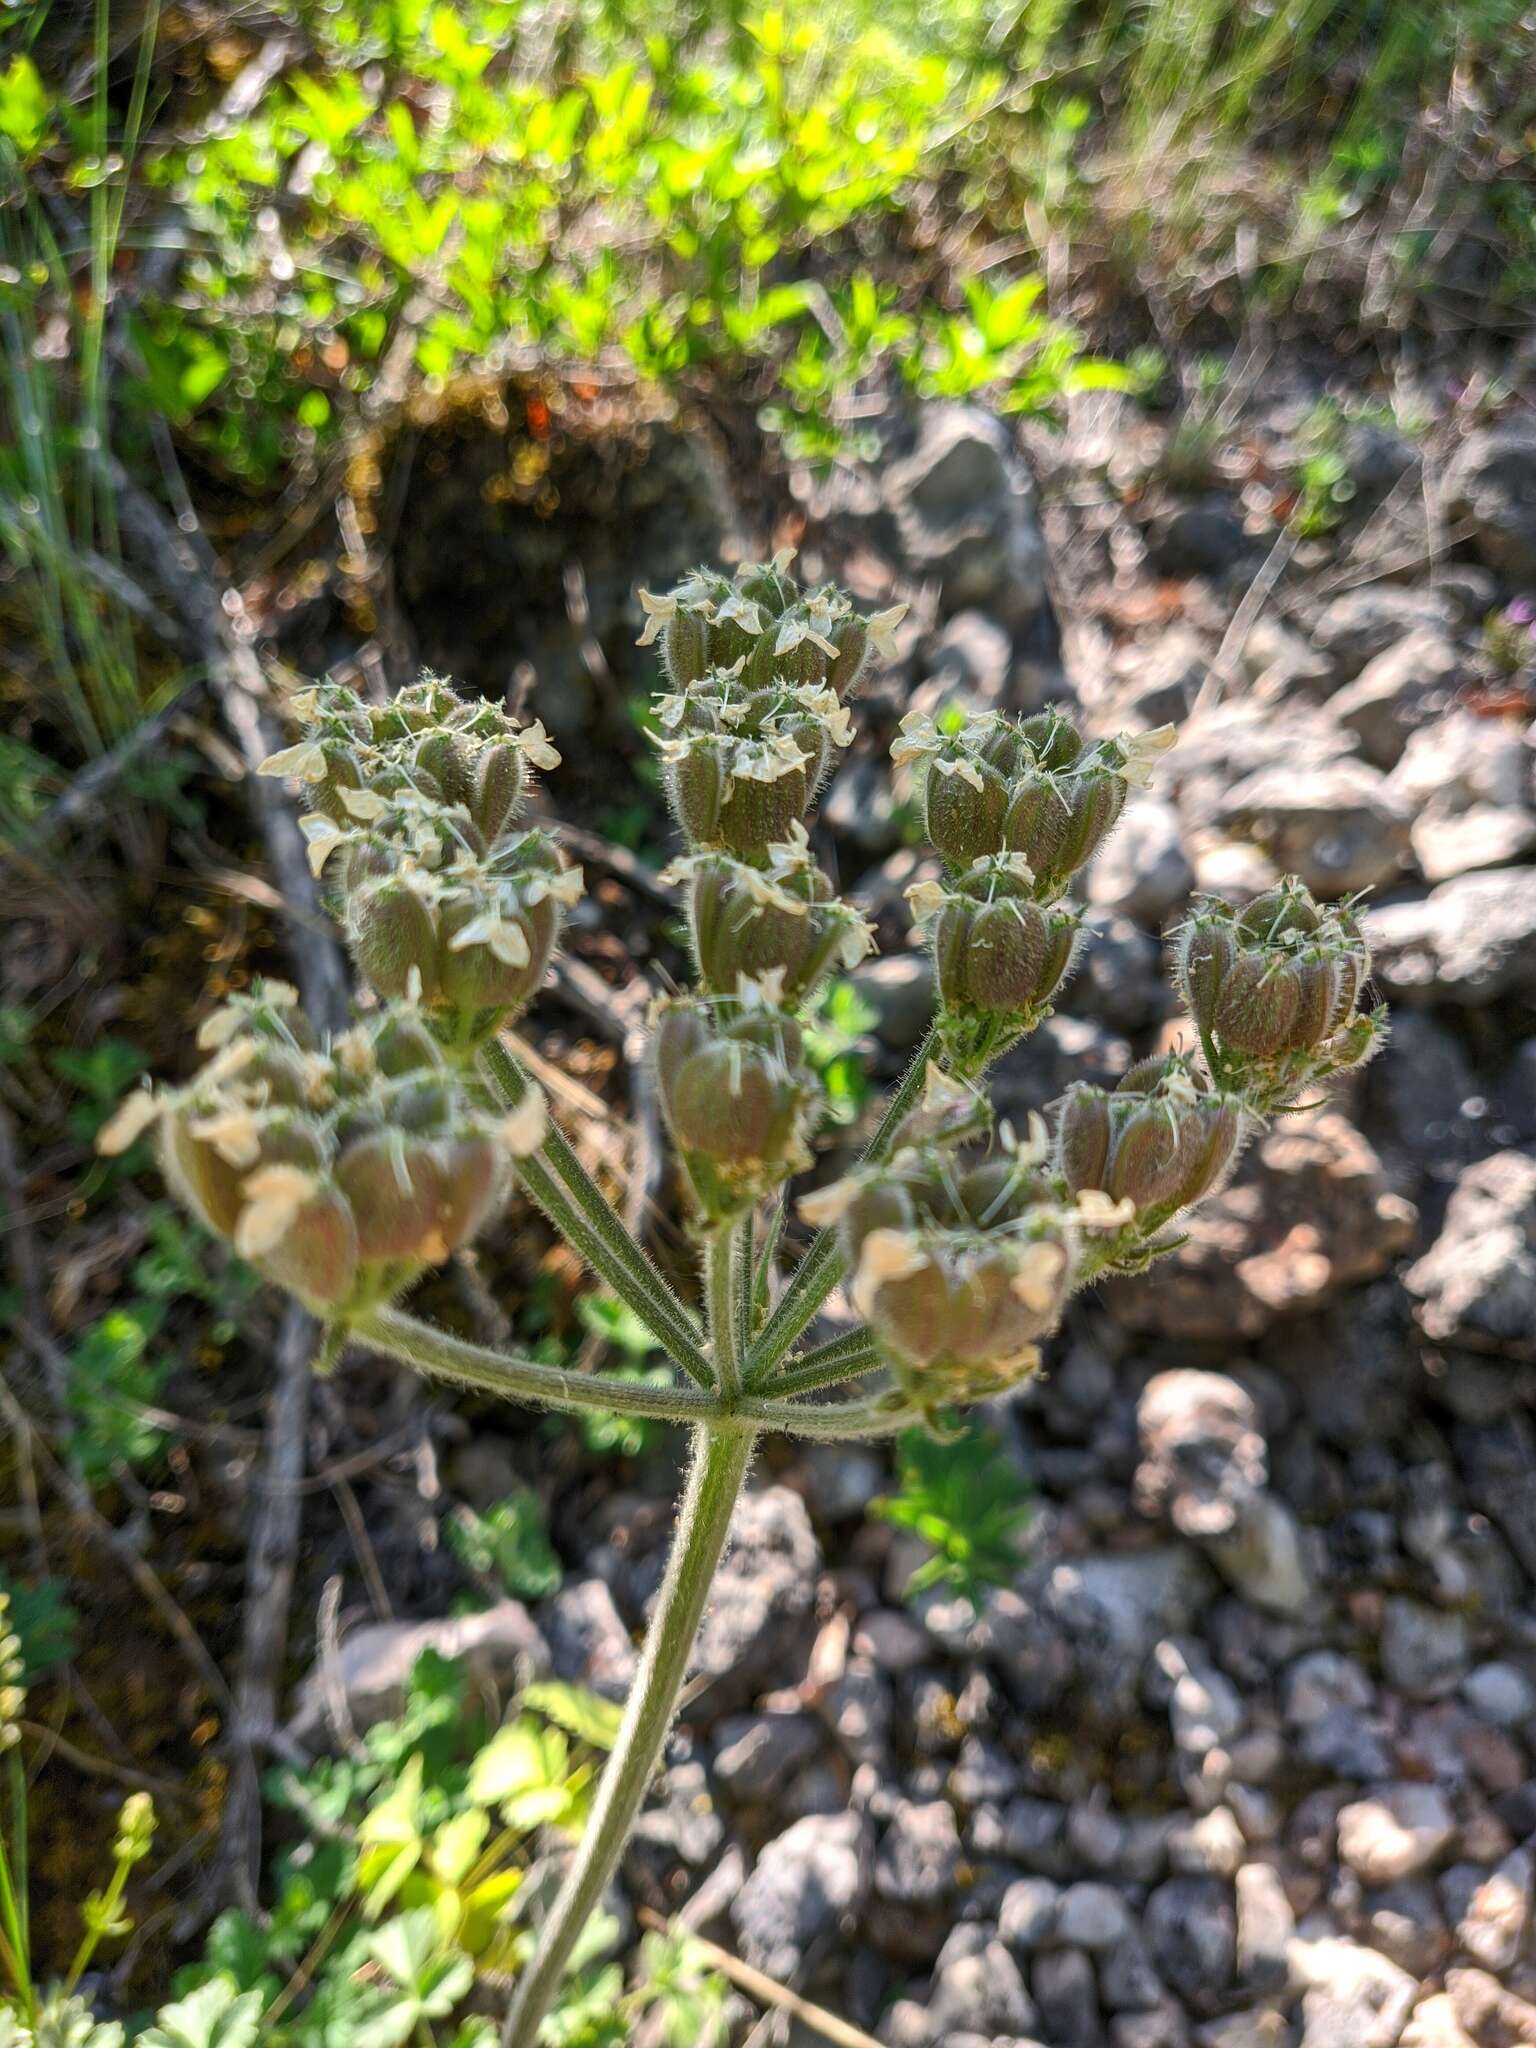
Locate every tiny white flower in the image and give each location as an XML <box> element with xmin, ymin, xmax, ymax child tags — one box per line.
<box><xmin>235</xmin><ymin>1164</ymin><xmax>317</xmax><ymax>1258</ymax></box>
<box><xmin>736</xmin><ymin>966</ymin><xmax>789</xmax><ymax>1009</ymax></box>
<box><xmin>636</xmin><ymin>589</ymin><xmax>678</xmax><ymax>646</ymax></box>
<box><xmin>774</xmin><ymin>613</ymin><xmax>840</xmax><ymax>660</ymax></box>
<box><xmin>1075</xmin><ymin>1190</ymin><xmax>1137</xmax><ymax>1229</ymax></box>
<box><xmin>515</xmin><ymin>719</ymin><xmax>561</xmax><ymax>771</ymax></box>
<box><xmin>834</xmin><ymin>909</ymin><xmax>877</xmax><ymax>968</ymax></box>
<box><xmin>257</xmin><ymin>740</ymin><xmax>328</xmax><ymax>783</ymax></box>
<box><xmin>733</xmin><ymin>734</ymin><xmax>807</xmax><ymax>784</ymax></box>
<box><xmin>500</xmin><ymin>1087</ymin><xmax>548</xmax><ymax>1156</ymax></box>
<box><xmin>189</xmin><ymin>1107</ymin><xmax>265</xmax><ymax>1168</ymax></box>
<box><xmin>1009</xmin><ymin>1239</ymin><xmax>1067</xmax><ymax>1313</ymax></box>
<box><xmin>299</xmin><ymin>815</ymin><xmax>346</xmax><ymax>877</ymax></box>
<box><xmin>714</xmin><ymin>591</ymin><xmax>765</xmax><ymax>635</ymax></box>
<box><xmin>448</xmin><ymin>912</ymin><xmax>531</xmax><ymax>967</ymax></box>
<box><xmin>904</xmin><ymin>877</ymin><xmax>948</xmax><ymax>923</ymax></box>
<box><xmin>96</xmin><ymin>1087</ymin><xmax>161</xmax><ymax>1156</ymax></box>
<box><xmin>865</xmin><ymin>604</ymin><xmax>908</xmax><ymax>661</ymax></box>
<box><xmin>339</xmin><ymin>786</ymin><xmax>391</xmax><ymax>822</ymax></box>
<box><xmin>797</xmin><ymin>1173</ymin><xmax>861</xmax><ymax>1229</ymax></box>
<box><xmin>1117</xmin><ymin>723</ymin><xmax>1178</xmax><ymax>789</ymax></box>
<box><xmin>768</xmin><ymin>546</ymin><xmax>798</xmax><ymax>575</ymax></box>
<box><xmin>933</xmin><ymin>753</ymin><xmax>985</xmax><ymax>792</ymax></box>
<box><xmin>851</xmin><ymin>1227</ymin><xmax>930</xmax><ymax>1320</ymax></box>
<box><xmin>289</xmin><ymin>686</ymin><xmax>321</xmax><ymax>722</ymax></box>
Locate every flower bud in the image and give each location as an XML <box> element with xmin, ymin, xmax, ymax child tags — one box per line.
<box><xmin>1173</xmin><ymin>880</ymin><xmax>1381</xmax><ymax>1110</ymax></box>
<box><xmin>1056</xmin><ymin>1053</ymin><xmax>1242</xmax><ymax>1239</ymax></box>
<box><xmin>908</xmin><ymin>855</ymin><xmax>1080</xmax><ymax>1068</ymax></box>
<box><xmin>802</xmin><ymin>1124</ymin><xmax>1079</xmax><ymax>1415</ymax></box>
<box><xmin>104</xmin><ymin>995</ymin><xmax>542</xmax><ymax>1318</ymax></box>
<box><xmin>653</xmin><ymin>994</ymin><xmax>821</xmax><ymax>1220</ymax></box>
<box><xmin>674</xmin><ymin>824</ymin><xmax>874</xmax><ymax>1003</ymax></box>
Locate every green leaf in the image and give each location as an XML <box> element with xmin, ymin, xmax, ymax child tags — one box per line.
<box><xmin>0</xmin><ymin>55</ymin><xmax>52</xmax><ymax>156</ymax></box>
<box><xmin>137</xmin><ymin>1981</ymin><xmax>265</xmax><ymax>2048</ymax></box>
<box><xmin>874</xmin><ymin>1420</ymin><xmax>1034</xmax><ymax>1603</ymax></box>
<box><xmin>466</xmin><ymin>1717</ymin><xmax>581</xmax><ymax>1832</ymax></box>
<box><xmin>522</xmin><ymin>1681</ymin><xmax>624</xmax><ymax>1752</ymax></box>
<box><xmin>447</xmin><ymin>1490</ymin><xmax>562</xmax><ymax>1600</ymax></box>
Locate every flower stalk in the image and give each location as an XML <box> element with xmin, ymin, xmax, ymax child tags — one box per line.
<box><xmin>102</xmin><ymin>551</ymin><xmax>1390</xmax><ymax>2047</ymax></box>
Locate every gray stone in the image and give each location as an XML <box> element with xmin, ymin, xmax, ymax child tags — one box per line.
<box><xmin>1196</xmin><ymin>2010</ymin><xmax>1289</xmax><ymax>2048</ymax></box>
<box><xmin>849</xmin><ymin>951</ymin><xmax>934</xmax><ymax>1049</ymax></box>
<box><xmin>1087</xmin><ymin>797</ymin><xmax>1194</xmax><ymax>927</ymax></box>
<box><xmin>1390</xmin><ymin>709</ymin><xmax>1536</xmax><ymax>878</ymax></box>
<box><xmin>731</xmin><ymin>1811</ymin><xmax>866</xmax><ymax>1979</ymax></box>
<box><xmin>873</xmin><ymin>1798</ymin><xmax>961</xmax><ymax>1905</ymax></box>
<box><xmin>1149</xmin><ymin>497</ymin><xmax>1250</xmax><ymax>578</ymax></box>
<box><xmin>1332</xmin><ymin>628</ymin><xmax>1461</xmax><ymax>768</ymax></box>
<box><xmin>1462</xmin><ymin>1662</ymin><xmax>1536</xmax><ymax>1729</ymax></box>
<box><xmin>1218</xmin><ymin>757</ymin><xmax>1411</xmax><ymax>896</ymax></box>
<box><xmin>1404</xmin><ymin>1152</ymin><xmax>1536</xmax><ymax>1355</ymax></box>
<box><xmin>1379</xmin><ymin>1595</ymin><xmax>1472</xmax><ymax>1699</ymax></box>
<box><xmin>1456</xmin><ymin>1846</ymin><xmax>1533</xmax><ymax>1972</ymax></box>
<box><xmin>852</xmin><ymin>1607</ymin><xmax>931</xmax><ymax>1672</ymax></box>
<box><xmin>882</xmin><ymin>402</ymin><xmax>1048</xmax><ymax>625</ymax></box>
<box><xmin>1073</xmin><ymin>909</ymin><xmax>1167</xmax><ymax>1034</ymax></box>
<box><xmin>951</xmin><ymin>1734</ymin><xmax>1024</xmax><ymax>1808</ymax></box>
<box><xmin>712</xmin><ymin>1712</ymin><xmax>823</xmax><ymax>1800</ymax></box>
<box><xmin>688</xmin><ymin>1486</ymin><xmax>820</xmax><ymax>1714</ymax></box>
<box><xmin>919</xmin><ymin>608</ymin><xmax>1015</xmax><ymax>716</ymax></box>
<box><xmin>1366</xmin><ymin>869</ymin><xmax>1536</xmax><ymax>1006</ymax></box>
<box><xmin>545</xmin><ymin>1578</ymin><xmax>637</xmax><ymax>1698</ymax></box>
<box><xmin>1312</xmin><ymin>587</ymin><xmax>1454</xmax><ymax>683</ymax></box>
<box><xmin>929</xmin><ymin>1939</ymin><xmax>1041</xmax><ymax>2038</ymax></box>
<box><xmin>1443</xmin><ymin>425</ymin><xmax>1536</xmax><ymax>579</ymax></box>
<box><xmin>1144</xmin><ymin>1877</ymin><xmax>1237</xmax><ymax>2004</ymax></box>
<box><xmin>1446</xmin><ymin>1965</ymin><xmax>1536</xmax><ymax>2048</ymax></box>
<box><xmin>1000</xmin><ymin>1797</ymin><xmax>1071</xmax><ymax>1875</ymax></box>
<box><xmin>823</xmin><ymin>750</ymin><xmax>904</xmax><ymax>855</ymax></box>
<box><xmin>1000</xmin><ymin>1875</ymin><xmax>1064</xmax><ymax>1953</ymax></box>
<box><xmin>1293</xmin><ymin>1938</ymin><xmax>1416</xmax><ymax>2048</ymax></box>
<box><xmin>1099</xmin><ymin>1932</ymin><xmax>1169</xmax><ymax>2014</ymax></box>
<box><xmin>1361</xmin><ymin>1878</ymin><xmax>1452</xmax><ymax>1977</ymax></box>
<box><xmin>1032</xmin><ymin>1946</ymin><xmax>1106</xmax><ymax>2048</ymax></box>
<box><xmin>630</xmin><ymin>1756</ymin><xmax>724</xmax><ymax>1868</ymax></box>
<box><xmin>1168</xmin><ymin>1808</ymin><xmax>1247</xmax><ymax>1880</ymax></box>
<box><xmin>1057</xmin><ymin>1882</ymin><xmax>1134</xmax><ymax>1951</ymax></box>
<box><xmin>286</xmin><ymin>1600</ymin><xmax>546</xmax><ymax>1745</ymax></box>
<box><xmin>818</xmin><ymin>1657</ymin><xmax>893</xmax><ymax>1766</ymax></box>
<box><xmin>1136</xmin><ymin>1371</ymin><xmax>1267</xmax><ymax>1541</ymax></box>
<box><xmin>1118</xmin><ymin>625</ymin><xmax>1207</xmax><ymax>728</ymax></box>
<box><xmin>1235</xmin><ymin>1861</ymin><xmax>1294</xmax><ymax>1995</ymax></box>
<box><xmin>1413</xmin><ymin>804</ymin><xmax>1536</xmax><ymax>882</ymax></box>
<box><xmin>1337</xmin><ymin>1783</ymin><xmax>1458</xmax><ymax>1883</ymax></box>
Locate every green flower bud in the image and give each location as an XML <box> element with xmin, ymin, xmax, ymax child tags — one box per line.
<box><xmin>1173</xmin><ymin>879</ymin><xmax>1382</xmax><ymax>1110</ymax></box>
<box><xmin>673</xmin><ymin>823</ymin><xmax>874</xmax><ymax>1003</ymax></box>
<box><xmin>656</xmin><ymin>674</ymin><xmax>853</xmax><ymax>857</ymax></box>
<box><xmin>104</xmin><ymin>997</ymin><xmax>546</xmax><ymax>1319</ymax></box>
<box><xmin>908</xmin><ymin>855</ymin><xmax>1080</xmax><ymax>1069</ymax></box>
<box><xmin>801</xmin><ymin>1122</ymin><xmax>1079</xmax><ymax>1415</ymax></box>
<box><xmin>653</xmin><ymin>994</ymin><xmax>821</xmax><ymax>1220</ymax></box>
<box><xmin>1056</xmin><ymin>1053</ymin><xmax>1242</xmax><ymax>1236</ymax></box>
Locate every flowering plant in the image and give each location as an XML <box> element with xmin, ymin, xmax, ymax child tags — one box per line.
<box><xmin>100</xmin><ymin>553</ymin><xmax>1385</xmax><ymax>2044</ymax></box>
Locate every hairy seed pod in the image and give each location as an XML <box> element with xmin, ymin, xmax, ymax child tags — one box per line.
<box><xmin>1056</xmin><ymin>1056</ymin><xmax>1241</xmax><ymax>1230</ymax></box>
<box><xmin>686</xmin><ymin>843</ymin><xmax>872</xmax><ymax>1002</ymax></box>
<box><xmin>930</xmin><ymin>875</ymin><xmax>1078</xmax><ymax>1017</ymax></box>
<box><xmin>924</xmin><ymin>757</ymin><xmax>1010</xmax><ymax>866</ymax></box>
<box><xmin>653</xmin><ymin>997</ymin><xmax>820</xmax><ymax>1220</ymax></box>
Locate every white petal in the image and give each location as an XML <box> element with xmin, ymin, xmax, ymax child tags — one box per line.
<box><xmin>636</xmin><ymin>590</ymin><xmax>677</xmax><ymax>646</ymax></box>
<box><xmin>339</xmin><ymin>786</ymin><xmax>390</xmax><ymax>821</ymax></box>
<box><xmin>1009</xmin><ymin>1239</ymin><xmax>1067</xmax><ymax>1312</ymax></box>
<box><xmin>257</xmin><ymin>740</ymin><xmax>327</xmax><ymax>782</ymax></box>
<box><xmin>501</xmin><ymin>1087</ymin><xmax>547</xmax><ymax>1156</ymax></box>
<box><xmin>865</xmin><ymin>604</ymin><xmax>908</xmax><ymax>661</ymax></box>
<box><xmin>236</xmin><ymin>1165</ymin><xmax>316</xmax><ymax>1257</ymax></box>
<box><xmin>516</xmin><ymin>719</ymin><xmax>561</xmax><ymax>771</ymax></box>
<box><xmin>189</xmin><ymin>1108</ymin><xmax>264</xmax><ymax>1168</ymax></box>
<box><xmin>97</xmin><ymin>1088</ymin><xmax>160</xmax><ymax>1156</ymax></box>
<box><xmin>300</xmin><ymin>815</ymin><xmax>346</xmax><ymax>877</ymax></box>
<box><xmin>851</xmin><ymin>1227</ymin><xmax>929</xmax><ymax>1320</ymax></box>
<box><xmin>797</xmin><ymin>1175</ymin><xmax>860</xmax><ymax>1229</ymax></box>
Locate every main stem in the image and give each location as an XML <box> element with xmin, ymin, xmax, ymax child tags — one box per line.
<box><xmin>502</xmin><ymin>1424</ymin><xmax>754</xmax><ymax>2046</ymax></box>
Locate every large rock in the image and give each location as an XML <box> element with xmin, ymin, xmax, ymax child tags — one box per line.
<box><xmin>1087</xmin><ymin>798</ymin><xmax>1195</xmax><ymax>926</ymax></box>
<box><xmin>1165</xmin><ymin>702</ymin><xmax>1356</xmax><ymax>837</ymax></box>
<box><xmin>881</xmin><ymin>403</ymin><xmax>1048</xmax><ymax>626</ymax></box>
<box><xmin>1366</xmin><ymin>868</ymin><xmax>1536</xmax><ymax>1005</ymax></box>
<box><xmin>731</xmin><ymin>1810</ymin><xmax>867</xmax><ymax>1979</ymax></box>
<box><xmin>1444</xmin><ymin>425</ymin><xmax>1536</xmax><ymax>580</ymax></box>
<box><xmin>1311</xmin><ymin>587</ymin><xmax>1456</xmax><ymax>684</ymax></box>
<box><xmin>1106</xmin><ymin>1110</ymin><xmax>1416</xmax><ymax>1340</ymax></box>
<box><xmin>1332</xmin><ymin>628</ymin><xmax>1461</xmax><ymax>768</ymax></box>
<box><xmin>1388</xmin><ymin>710</ymin><xmax>1536</xmax><ymax>882</ymax></box>
<box><xmin>1293</xmin><ymin>1937</ymin><xmax>1417</xmax><ymax>2048</ymax></box>
<box><xmin>1404</xmin><ymin>1151</ymin><xmax>1536</xmax><ymax>1355</ymax></box>
<box><xmin>687</xmin><ymin>1485</ymin><xmax>820</xmax><ymax>1713</ymax></box>
<box><xmin>1217</xmin><ymin>757</ymin><xmax>1411</xmax><ymax>896</ymax></box>
<box><xmin>1337</xmin><ymin>1784</ymin><xmax>1458</xmax><ymax>1883</ymax></box>
<box><xmin>286</xmin><ymin>1600</ymin><xmax>546</xmax><ymax>1745</ymax></box>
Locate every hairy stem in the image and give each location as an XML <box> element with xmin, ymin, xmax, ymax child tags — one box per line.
<box><xmin>353</xmin><ymin>1308</ymin><xmax>720</xmax><ymax>1429</ymax></box>
<box><xmin>757</xmin><ymin>1326</ymin><xmax>882</xmax><ymax>1399</ymax></box>
<box><xmin>480</xmin><ymin>1037</ymin><xmax>711</xmax><ymax>1385</ymax></box>
<box><xmin>745</xmin><ymin>1024</ymin><xmax>939</xmax><ymax>1379</ymax></box>
<box><xmin>502</xmin><ymin>1426</ymin><xmax>754</xmax><ymax>2046</ymax></box>
<box><xmin>705</xmin><ymin>1229</ymin><xmax>743</xmax><ymax>1402</ymax></box>
<box><xmin>735</xmin><ymin>1390</ymin><xmax>916</xmax><ymax>1440</ymax></box>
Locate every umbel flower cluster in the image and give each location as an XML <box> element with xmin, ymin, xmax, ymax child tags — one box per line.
<box><xmin>99</xmin><ymin>548</ymin><xmax>1387</xmax><ymax>2045</ymax></box>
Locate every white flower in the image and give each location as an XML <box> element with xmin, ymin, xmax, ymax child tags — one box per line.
<box><xmin>851</xmin><ymin>1227</ymin><xmax>930</xmax><ymax>1320</ymax></box>
<box><xmin>447</xmin><ymin>912</ymin><xmax>531</xmax><ymax>967</ymax></box>
<box><xmin>904</xmin><ymin>877</ymin><xmax>948</xmax><ymax>923</ymax></box>
<box><xmin>500</xmin><ymin>1087</ymin><xmax>548</xmax><ymax>1156</ymax></box>
<box><xmin>257</xmin><ymin>740</ymin><xmax>328</xmax><ymax>783</ymax></box>
<box><xmin>339</xmin><ymin>786</ymin><xmax>391</xmax><ymax>822</ymax></box>
<box><xmin>999</xmin><ymin>1110</ymin><xmax>1051</xmax><ymax>1168</ymax></box>
<box><xmin>1075</xmin><ymin>1190</ymin><xmax>1137</xmax><ymax>1229</ymax></box>
<box><xmin>299</xmin><ymin>815</ymin><xmax>346</xmax><ymax>877</ymax></box>
<box><xmin>732</xmin><ymin>733</ymin><xmax>808</xmax><ymax>784</ymax></box>
<box><xmin>1009</xmin><ymin>1239</ymin><xmax>1067</xmax><ymax>1313</ymax></box>
<box><xmin>736</xmin><ymin>966</ymin><xmax>789</xmax><ymax>1009</ymax></box>
<box><xmin>289</xmin><ymin>686</ymin><xmax>321</xmax><ymax>721</ymax></box>
<box><xmin>636</xmin><ymin>589</ymin><xmax>677</xmax><ymax>647</ymax></box>
<box><xmin>774</xmin><ymin>613</ymin><xmax>839</xmax><ymax>660</ymax></box>
<box><xmin>515</xmin><ymin>719</ymin><xmax>561</xmax><ymax>771</ymax></box>
<box><xmin>189</xmin><ymin>1107</ymin><xmax>265</xmax><ymax>1168</ymax></box>
<box><xmin>933</xmin><ymin>753</ymin><xmax>985</xmax><ymax>791</ymax></box>
<box><xmin>235</xmin><ymin>1164</ymin><xmax>317</xmax><ymax>1258</ymax></box>
<box><xmin>1117</xmin><ymin>723</ymin><xmax>1178</xmax><ymax>789</ymax></box>
<box><xmin>96</xmin><ymin>1087</ymin><xmax>160</xmax><ymax>1156</ymax></box>
<box><xmin>714</xmin><ymin>590</ymin><xmax>765</xmax><ymax>635</ymax></box>
<box><xmin>834</xmin><ymin>908</ymin><xmax>877</xmax><ymax>968</ymax></box>
<box><xmin>654</xmin><ymin>693</ymin><xmax>690</xmax><ymax>730</ymax></box>
<box><xmin>865</xmin><ymin>604</ymin><xmax>908</xmax><ymax>661</ymax></box>
<box><xmin>797</xmin><ymin>1174</ymin><xmax>861</xmax><ymax>1230</ymax></box>
<box><xmin>767</xmin><ymin>546</ymin><xmax>797</xmax><ymax>576</ymax></box>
